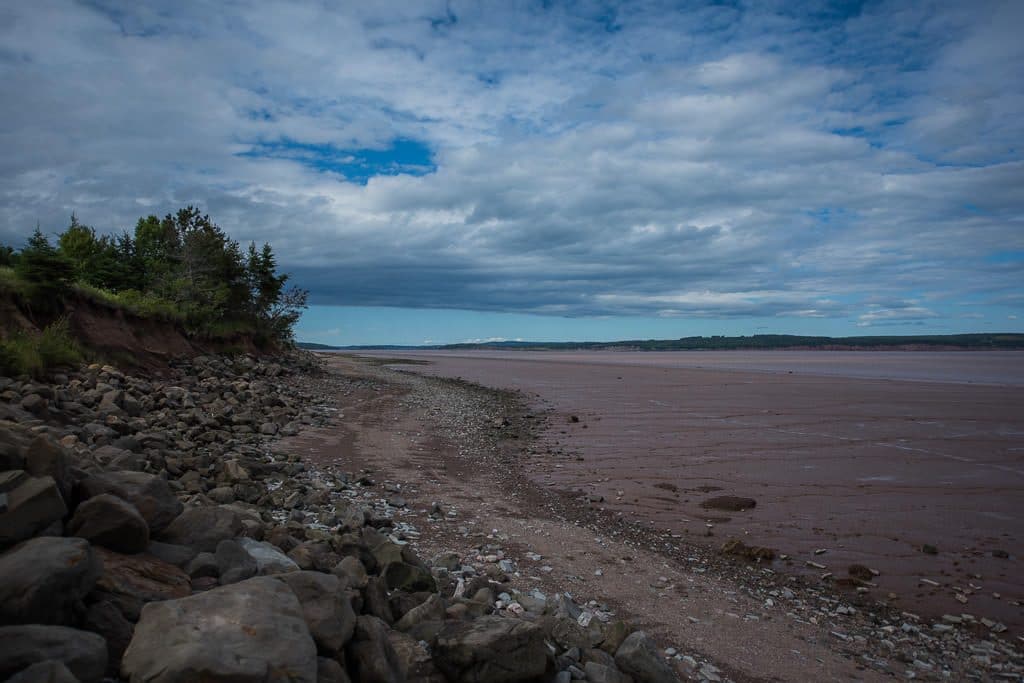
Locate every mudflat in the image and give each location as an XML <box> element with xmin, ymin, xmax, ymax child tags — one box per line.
<box><xmin>369</xmin><ymin>350</ymin><xmax>1024</xmax><ymax>630</ymax></box>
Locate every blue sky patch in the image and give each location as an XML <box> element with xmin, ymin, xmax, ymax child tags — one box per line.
<box><xmin>240</xmin><ymin>137</ymin><xmax>435</xmax><ymax>184</ymax></box>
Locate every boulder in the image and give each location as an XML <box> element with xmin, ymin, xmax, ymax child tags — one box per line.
<box><xmin>158</xmin><ymin>505</ymin><xmax>243</xmax><ymax>553</ymax></box>
<box><xmin>215</xmin><ymin>538</ymin><xmax>257</xmax><ymax>585</ymax></box>
<box><xmin>68</xmin><ymin>493</ymin><xmax>149</xmax><ymax>553</ymax></box>
<box><xmin>433</xmin><ymin>615</ymin><xmax>548</xmax><ymax>682</ymax></box>
<box><xmin>5</xmin><ymin>660</ymin><xmax>81</xmax><ymax>683</ymax></box>
<box><xmin>614</xmin><ymin>631</ymin><xmax>679</xmax><ymax>683</ymax></box>
<box><xmin>0</xmin><ymin>536</ymin><xmax>99</xmax><ymax>626</ymax></box>
<box><xmin>383</xmin><ymin>561</ymin><xmax>437</xmax><ymax>593</ymax></box>
<box><xmin>316</xmin><ymin>657</ymin><xmax>351</xmax><ymax>683</ymax></box>
<box><xmin>91</xmin><ymin>547</ymin><xmax>190</xmax><ymax>622</ymax></box>
<box><xmin>389</xmin><ymin>630</ymin><xmax>446</xmax><ymax>683</ymax></box>
<box><xmin>79</xmin><ymin>471</ymin><xmax>182</xmax><ymax>534</ymax></box>
<box><xmin>275</xmin><ymin>570</ymin><xmax>356</xmax><ymax>655</ymax></box>
<box><xmin>0</xmin><ymin>625</ymin><xmax>107</xmax><ymax>683</ymax></box>
<box><xmin>83</xmin><ymin>601</ymin><xmax>134</xmax><ymax>678</ymax></box>
<box><xmin>236</xmin><ymin>537</ymin><xmax>299</xmax><ymax>575</ymax></box>
<box><xmin>0</xmin><ymin>475</ymin><xmax>67</xmax><ymax>545</ymax></box>
<box><xmin>145</xmin><ymin>541</ymin><xmax>197</xmax><ymax>568</ymax></box>
<box><xmin>25</xmin><ymin>435</ymin><xmax>72</xmax><ymax>499</ymax></box>
<box><xmin>121</xmin><ymin>576</ymin><xmax>317</xmax><ymax>683</ymax></box>
<box><xmin>346</xmin><ymin>615</ymin><xmax>406</xmax><ymax>683</ymax></box>
<box><xmin>395</xmin><ymin>593</ymin><xmax>446</xmax><ymax>642</ymax></box>
<box><xmin>185</xmin><ymin>552</ymin><xmax>219</xmax><ymax>580</ymax></box>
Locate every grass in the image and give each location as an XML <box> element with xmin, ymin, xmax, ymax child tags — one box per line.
<box><xmin>73</xmin><ymin>282</ymin><xmax>185</xmax><ymax>322</ymax></box>
<box><xmin>0</xmin><ymin>317</ymin><xmax>82</xmax><ymax>377</ymax></box>
<box><xmin>0</xmin><ymin>266</ymin><xmax>28</xmax><ymax>296</ymax></box>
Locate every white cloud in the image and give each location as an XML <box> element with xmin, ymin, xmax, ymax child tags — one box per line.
<box><xmin>0</xmin><ymin>0</ymin><xmax>1021</xmax><ymax>326</ymax></box>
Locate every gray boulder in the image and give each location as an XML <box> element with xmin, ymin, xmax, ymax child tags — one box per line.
<box><xmin>0</xmin><ymin>625</ymin><xmax>107</xmax><ymax>683</ymax></box>
<box><xmin>5</xmin><ymin>660</ymin><xmax>81</xmax><ymax>683</ymax></box>
<box><xmin>236</xmin><ymin>537</ymin><xmax>299</xmax><ymax>575</ymax></box>
<box><xmin>68</xmin><ymin>494</ymin><xmax>149</xmax><ymax>553</ymax></box>
<box><xmin>614</xmin><ymin>631</ymin><xmax>679</xmax><ymax>683</ymax></box>
<box><xmin>0</xmin><ymin>536</ymin><xmax>100</xmax><ymax>625</ymax></box>
<box><xmin>121</xmin><ymin>576</ymin><xmax>316</xmax><ymax>683</ymax></box>
<box><xmin>83</xmin><ymin>601</ymin><xmax>134</xmax><ymax>678</ymax></box>
<box><xmin>346</xmin><ymin>615</ymin><xmax>406</xmax><ymax>683</ymax></box>
<box><xmin>25</xmin><ymin>435</ymin><xmax>72</xmax><ymax>500</ymax></box>
<box><xmin>275</xmin><ymin>570</ymin><xmax>356</xmax><ymax>655</ymax></box>
<box><xmin>433</xmin><ymin>615</ymin><xmax>547</xmax><ymax>682</ymax></box>
<box><xmin>0</xmin><ymin>475</ymin><xmax>67</xmax><ymax>545</ymax></box>
<box><xmin>215</xmin><ymin>538</ymin><xmax>257</xmax><ymax>585</ymax></box>
<box><xmin>79</xmin><ymin>471</ymin><xmax>182</xmax><ymax>534</ymax></box>
<box><xmin>158</xmin><ymin>505</ymin><xmax>243</xmax><ymax>553</ymax></box>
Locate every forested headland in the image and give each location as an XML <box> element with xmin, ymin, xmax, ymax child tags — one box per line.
<box><xmin>1</xmin><ymin>207</ymin><xmax>306</xmax><ymax>375</ymax></box>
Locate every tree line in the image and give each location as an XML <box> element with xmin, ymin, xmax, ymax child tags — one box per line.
<box><xmin>1</xmin><ymin>207</ymin><xmax>307</xmax><ymax>344</ymax></box>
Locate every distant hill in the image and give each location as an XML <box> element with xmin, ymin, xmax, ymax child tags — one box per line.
<box><xmin>299</xmin><ymin>333</ymin><xmax>1024</xmax><ymax>352</ymax></box>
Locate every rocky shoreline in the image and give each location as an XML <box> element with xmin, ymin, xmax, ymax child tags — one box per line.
<box><xmin>1</xmin><ymin>352</ymin><xmax>1021</xmax><ymax>682</ymax></box>
<box><xmin>0</xmin><ymin>352</ymin><xmax>681</xmax><ymax>683</ymax></box>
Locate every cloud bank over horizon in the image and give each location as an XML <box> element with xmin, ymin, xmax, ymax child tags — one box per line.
<box><xmin>2</xmin><ymin>1</ymin><xmax>1022</xmax><ymax>342</ymax></box>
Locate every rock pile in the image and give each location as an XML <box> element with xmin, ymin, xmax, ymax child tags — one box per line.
<box><xmin>0</xmin><ymin>353</ymin><xmax>681</xmax><ymax>683</ymax></box>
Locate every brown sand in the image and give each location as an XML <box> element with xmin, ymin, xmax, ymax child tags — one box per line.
<box><xmin>367</xmin><ymin>350</ymin><xmax>1024</xmax><ymax>631</ymax></box>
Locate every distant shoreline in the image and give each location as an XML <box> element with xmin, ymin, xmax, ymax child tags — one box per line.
<box><xmin>299</xmin><ymin>332</ymin><xmax>1024</xmax><ymax>352</ymax></box>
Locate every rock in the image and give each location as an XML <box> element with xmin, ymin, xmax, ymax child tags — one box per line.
<box><xmin>145</xmin><ymin>541</ymin><xmax>197</xmax><ymax>568</ymax></box>
<box><xmin>921</xmin><ymin>543</ymin><xmax>939</xmax><ymax>555</ymax></box>
<box><xmin>5</xmin><ymin>661</ymin><xmax>81</xmax><ymax>683</ymax></box>
<box><xmin>20</xmin><ymin>394</ymin><xmax>47</xmax><ymax>415</ymax></box>
<box><xmin>236</xmin><ymin>537</ymin><xmax>299</xmax><ymax>575</ymax></box>
<box><xmin>68</xmin><ymin>494</ymin><xmax>150</xmax><ymax>553</ymax></box>
<box><xmin>83</xmin><ymin>601</ymin><xmax>134</xmax><ymax>677</ymax></box>
<box><xmin>389</xmin><ymin>630</ymin><xmax>446</xmax><ymax>682</ymax></box>
<box><xmin>316</xmin><ymin>657</ymin><xmax>352</xmax><ymax>683</ymax></box>
<box><xmin>434</xmin><ymin>615</ymin><xmax>547</xmax><ymax>682</ymax></box>
<box><xmin>700</xmin><ymin>496</ymin><xmax>756</xmax><ymax>511</ymax></box>
<box><xmin>216</xmin><ymin>539</ymin><xmax>257</xmax><ymax>585</ymax></box>
<box><xmin>383</xmin><ymin>561</ymin><xmax>437</xmax><ymax>593</ymax></box>
<box><xmin>0</xmin><ymin>475</ymin><xmax>68</xmax><ymax>545</ymax></box>
<box><xmin>584</xmin><ymin>661</ymin><xmax>630</xmax><ymax>683</ymax></box>
<box><xmin>346</xmin><ymin>615</ymin><xmax>406</xmax><ymax>683</ymax></box>
<box><xmin>600</xmin><ymin>621</ymin><xmax>631</xmax><ymax>655</ymax></box>
<box><xmin>186</xmin><ymin>552</ymin><xmax>219</xmax><ymax>579</ymax></box>
<box><xmin>0</xmin><ymin>625</ymin><xmax>107</xmax><ymax>683</ymax></box>
<box><xmin>91</xmin><ymin>547</ymin><xmax>191</xmax><ymax>622</ymax></box>
<box><xmin>158</xmin><ymin>505</ymin><xmax>243</xmax><ymax>552</ymax></box>
<box><xmin>362</xmin><ymin>576</ymin><xmax>395</xmax><ymax>624</ymax></box>
<box><xmin>25</xmin><ymin>435</ymin><xmax>72</xmax><ymax>499</ymax></box>
<box><xmin>121</xmin><ymin>576</ymin><xmax>317</xmax><ymax>683</ymax></box>
<box><xmin>0</xmin><ymin>537</ymin><xmax>100</xmax><ymax>626</ymax></box>
<box><xmin>79</xmin><ymin>472</ymin><xmax>182</xmax><ymax>534</ymax></box>
<box><xmin>395</xmin><ymin>593</ymin><xmax>446</xmax><ymax>643</ymax></box>
<box><xmin>720</xmin><ymin>539</ymin><xmax>775</xmax><ymax>562</ymax></box>
<box><xmin>848</xmin><ymin>564</ymin><xmax>875</xmax><ymax>582</ymax></box>
<box><xmin>614</xmin><ymin>631</ymin><xmax>679</xmax><ymax>683</ymax></box>
<box><xmin>276</xmin><ymin>570</ymin><xmax>356</xmax><ymax>656</ymax></box>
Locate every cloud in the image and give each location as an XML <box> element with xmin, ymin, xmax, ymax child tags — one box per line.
<box><xmin>0</xmin><ymin>0</ymin><xmax>1022</xmax><ymax>327</ymax></box>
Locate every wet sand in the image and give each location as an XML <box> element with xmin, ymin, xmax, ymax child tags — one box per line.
<box><xmin>364</xmin><ymin>350</ymin><xmax>1024</xmax><ymax>630</ymax></box>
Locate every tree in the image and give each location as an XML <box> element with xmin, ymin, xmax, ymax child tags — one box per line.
<box><xmin>0</xmin><ymin>244</ymin><xmax>14</xmax><ymax>268</ymax></box>
<box><xmin>15</xmin><ymin>228</ymin><xmax>75</xmax><ymax>312</ymax></box>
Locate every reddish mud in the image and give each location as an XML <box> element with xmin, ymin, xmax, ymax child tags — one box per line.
<box><xmin>363</xmin><ymin>350</ymin><xmax>1024</xmax><ymax>631</ymax></box>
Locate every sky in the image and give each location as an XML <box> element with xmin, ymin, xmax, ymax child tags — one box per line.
<box><xmin>1</xmin><ymin>1</ymin><xmax>1023</xmax><ymax>346</ymax></box>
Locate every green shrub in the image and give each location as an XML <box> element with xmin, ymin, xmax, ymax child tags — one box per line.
<box><xmin>0</xmin><ymin>319</ymin><xmax>81</xmax><ymax>377</ymax></box>
<box><xmin>37</xmin><ymin>317</ymin><xmax>81</xmax><ymax>369</ymax></box>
